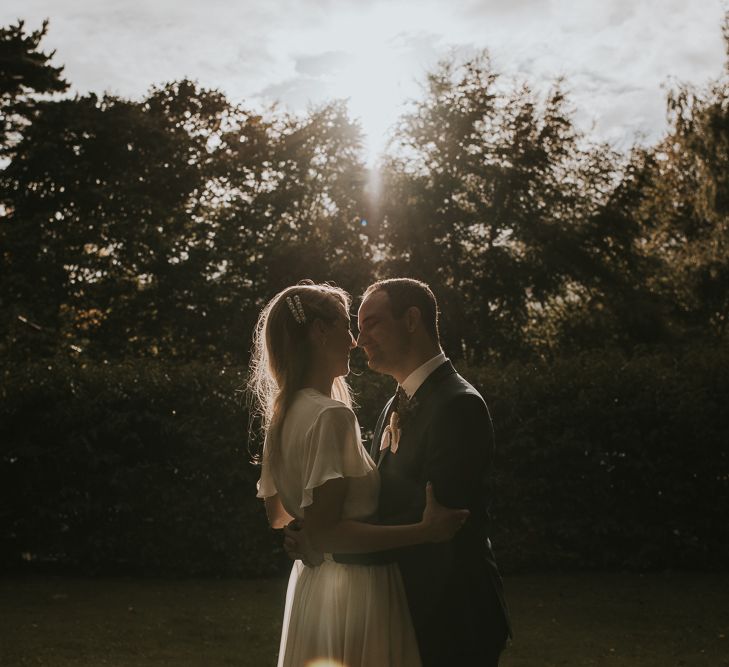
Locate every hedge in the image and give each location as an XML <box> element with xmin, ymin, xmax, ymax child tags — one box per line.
<box><xmin>1</xmin><ymin>345</ymin><xmax>726</xmax><ymax>575</ymax></box>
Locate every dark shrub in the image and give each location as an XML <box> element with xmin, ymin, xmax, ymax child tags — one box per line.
<box><xmin>1</xmin><ymin>345</ymin><xmax>726</xmax><ymax>575</ymax></box>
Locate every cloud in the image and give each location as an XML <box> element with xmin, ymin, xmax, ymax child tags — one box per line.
<box><xmin>258</xmin><ymin>75</ymin><xmax>332</xmax><ymax>110</ymax></box>
<box><xmin>295</xmin><ymin>51</ymin><xmax>355</xmax><ymax>76</ymax></box>
<box><xmin>1</xmin><ymin>0</ymin><xmax>726</xmax><ymax>159</ymax></box>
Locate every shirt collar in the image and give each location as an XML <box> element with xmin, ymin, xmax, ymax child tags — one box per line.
<box><xmin>401</xmin><ymin>352</ymin><xmax>447</xmax><ymax>399</ymax></box>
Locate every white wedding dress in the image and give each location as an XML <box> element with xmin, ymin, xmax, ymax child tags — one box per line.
<box><xmin>257</xmin><ymin>388</ymin><xmax>421</xmax><ymax>667</ymax></box>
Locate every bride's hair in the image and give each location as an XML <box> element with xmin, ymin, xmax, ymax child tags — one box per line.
<box><xmin>247</xmin><ymin>280</ymin><xmax>353</xmax><ymax>464</ymax></box>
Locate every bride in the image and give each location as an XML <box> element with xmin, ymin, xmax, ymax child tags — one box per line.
<box><xmin>249</xmin><ymin>281</ymin><xmax>468</xmax><ymax>667</ymax></box>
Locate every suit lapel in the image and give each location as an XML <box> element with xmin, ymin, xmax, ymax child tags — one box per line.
<box><xmin>373</xmin><ymin>361</ymin><xmax>456</xmax><ymax>466</ymax></box>
<box><xmin>371</xmin><ymin>392</ymin><xmax>397</xmax><ymax>463</ymax></box>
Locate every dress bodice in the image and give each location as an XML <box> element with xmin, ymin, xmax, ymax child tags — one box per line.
<box><xmin>257</xmin><ymin>389</ymin><xmax>379</xmax><ymax>521</ymax></box>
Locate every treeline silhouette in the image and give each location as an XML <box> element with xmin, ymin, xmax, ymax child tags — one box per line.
<box><xmin>1</xmin><ymin>19</ymin><xmax>727</xmax><ymax>575</ymax></box>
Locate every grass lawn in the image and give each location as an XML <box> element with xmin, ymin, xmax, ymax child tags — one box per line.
<box><xmin>1</xmin><ymin>572</ymin><xmax>727</xmax><ymax>666</ymax></box>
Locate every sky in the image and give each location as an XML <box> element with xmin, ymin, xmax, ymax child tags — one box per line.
<box><xmin>2</xmin><ymin>0</ymin><xmax>727</xmax><ymax>164</ymax></box>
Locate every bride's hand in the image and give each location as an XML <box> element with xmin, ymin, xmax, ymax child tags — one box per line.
<box><xmin>421</xmin><ymin>482</ymin><xmax>469</xmax><ymax>543</ymax></box>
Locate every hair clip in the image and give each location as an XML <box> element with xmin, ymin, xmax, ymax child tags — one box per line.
<box><xmin>286</xmin><ymin>295</ymin><xmax>306</xmax><ymax>324</ymax></box>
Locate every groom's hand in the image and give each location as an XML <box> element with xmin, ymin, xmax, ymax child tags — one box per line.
<box><xmin>283</xmin><ymin>519</ymin><xmax>324</xmax><ymax>568</ymax></box>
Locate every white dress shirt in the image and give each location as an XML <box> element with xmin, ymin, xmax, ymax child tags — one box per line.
<box><xmin>401</xmin><ymin>351</ymin><xmax>447</xmax><ymax>399</ymax></box>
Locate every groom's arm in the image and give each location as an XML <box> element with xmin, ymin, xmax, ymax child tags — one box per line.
<box><xmin>397</xmin><ymin>392</ymin><xmax>494</xmax><ymax>618</ymax></box>
<box><xmin>425</xmin><ymin>393</ymin><xmax>494</xmax><ymax>514</ymax></box>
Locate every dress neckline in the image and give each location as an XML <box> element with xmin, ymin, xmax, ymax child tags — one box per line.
<box><xmin>300</xmin><ymin>387</ymin><xmax>331</xmax><ymax>398</ymax></box>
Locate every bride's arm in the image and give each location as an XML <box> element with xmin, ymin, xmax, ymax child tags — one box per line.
<box><xmin>264</xmin><ymin>494</ymin><xmax>295</xmax><ymax>529</ymax></box>
<box><xmin>304</xmin><ymin>478</ymin><xmax>468</xmax><ymax>553</ymax></box>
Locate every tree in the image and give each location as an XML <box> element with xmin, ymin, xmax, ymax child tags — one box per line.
<box><xmin>636</xmin><ymin>12</ymin><xmax>729</xmax><ymax>342</ymax></box>
<box><xmin>0</xmin><ymin>81</ymin><xmax>231</xmax><ymax>359</ymax></box>
<box><xmin>0</xmin><ymin>19</ymin><xmax>69</xmax><ymax>158</ymax></box>
<box><xmin>1</xmin><ymin>73</ymin><xmax>373</xmax><ymax>360</ymax></box>
<box><xmin>378</xmin><ymin>53</ymin><xmax>633</xmax><ymax>359</ymax></box>
<box><xmin>208</xmin><ymin>99</ymin><xmax>373</xmax><ymax>357</ymax></box>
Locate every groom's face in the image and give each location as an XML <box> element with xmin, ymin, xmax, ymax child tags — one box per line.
<box><xmin>357</xmin><ymin>289</ymin><xmax>409</xmax><ymax>375</ymax></box>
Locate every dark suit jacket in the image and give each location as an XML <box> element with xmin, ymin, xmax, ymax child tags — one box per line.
<box><xmin>363</xmin><ymin>360</ymin><xmax>511</xmax><ymax>665</ymax></box>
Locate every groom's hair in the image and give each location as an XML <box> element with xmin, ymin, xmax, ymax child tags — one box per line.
<box><xmin>363</xmin><ymin>278</ymin><xmax>440</xmax><ymax>342</ymax></box>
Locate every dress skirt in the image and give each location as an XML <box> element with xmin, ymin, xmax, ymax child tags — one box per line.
<box><xmin>278</xmin><ymin>558</ymin><xmax>421</xmax><ymax>667</ymax></box>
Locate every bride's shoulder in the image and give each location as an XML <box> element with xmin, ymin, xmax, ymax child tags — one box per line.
<box><xmin>307</xmin><ymin>404</ymin><xmax>361</xmax><ymax>451</ymax></box>
<box><xmin>293</xmin><ymin>389</ymin><xmax>355</xmax><ymax>421</ymax></box>
<box><xmin>296</xmin><ymin>388</ymin><xmax>348</xmax><ymax>409</ymax></box>
<box><xmin>295</xmin><ymin>390</ymin><xmax>358</xmax><ymax>429</ymax></box>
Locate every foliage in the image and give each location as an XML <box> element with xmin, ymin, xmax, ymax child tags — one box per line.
<box><xmin>0</xmin><ymin>85</ymin><xmax>373</xmax><ymax>360</ymax></box>
<box><xmin>472</xmin><ymin>345</ymin><xmax>729</xmax><ymax>571</ymax></box>
<box><xmin>374</xmin><ymin>53</ymin><xmax>659</xmax><ymax>360</ymax></box>
<box><xmin>209</xmin><ymin>99</ymin><xmax>374</xmax><ymax>357</ymax></box>
<box><xmin>636</xmin><ymin>73</ymin><xmax>729</xmax><ymax>341</ymax></box>
<box><xmin>3</xmin><ymin>19</ymin><xmax>729</xmax><ymax>361</ymax></box>
<box><xmin>1</xmin><ymin>16</ymin><xmax>729</xmax><ymax>577</ymax></box>
<box><xmin>1</xmin><ymin>348</ymin><xmax>727</xmax><ymax>575</ymax></box>
<box><xmin>1</xmin><ymin>83</ymin><xmax>232</xmax><ymax>359</ymax></box>
<box><xmin>0</xmin><ymin>357</ymin><xmax>283</xmax><ymax>576</ymax></box>
<box><xmin>0</xmin><ymin>19</ymin><xmax>69</xmax><ymax>158</ymax></box>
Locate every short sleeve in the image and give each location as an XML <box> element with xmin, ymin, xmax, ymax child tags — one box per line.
<box><xmin>255</xmin><ymin>438</ymin><xmax>278</xmax><ymax>499</ymax></box>
<box><xmin>300</xmin><ymin>406</ymin><xmax>373</xmax><ymax>510</ymax></box>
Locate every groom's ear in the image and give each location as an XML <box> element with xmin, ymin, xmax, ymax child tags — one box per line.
<box><xmin>404</xmin><ymin>306</ymin><xmax>422</xmax><ymax>333</ymax></box>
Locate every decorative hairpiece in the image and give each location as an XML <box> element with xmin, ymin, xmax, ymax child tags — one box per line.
<box><xmin>286</xmin><ymin>295</ymin><xmax>306</xmax><ymax>324</ymax></box>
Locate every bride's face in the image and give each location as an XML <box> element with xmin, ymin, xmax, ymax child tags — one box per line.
<box><xmin>321</xmin><ymin>304</ymin><xmax>356</xmax><ymax>377</ymax></box>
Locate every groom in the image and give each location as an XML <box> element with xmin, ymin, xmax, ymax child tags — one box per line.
<box><xmin>289</xmin><ymin>278</ymin><xmax>511</xmax><ymax>665</ymax></box>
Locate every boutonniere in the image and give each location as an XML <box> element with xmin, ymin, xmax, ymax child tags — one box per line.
<box><xmin>379</xmin><ymin>390</ymin><xmax>420</xmax><ymax>456</ymax></box>
<box><xmin>379</xmin><ymin>411</ymin><xmax>402</xmax><ymax>454</ymax></box>
<box><xmin>389</xmin><ymin>410</ymin><xmax>402</xmax><ymax>453</ymax></box>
